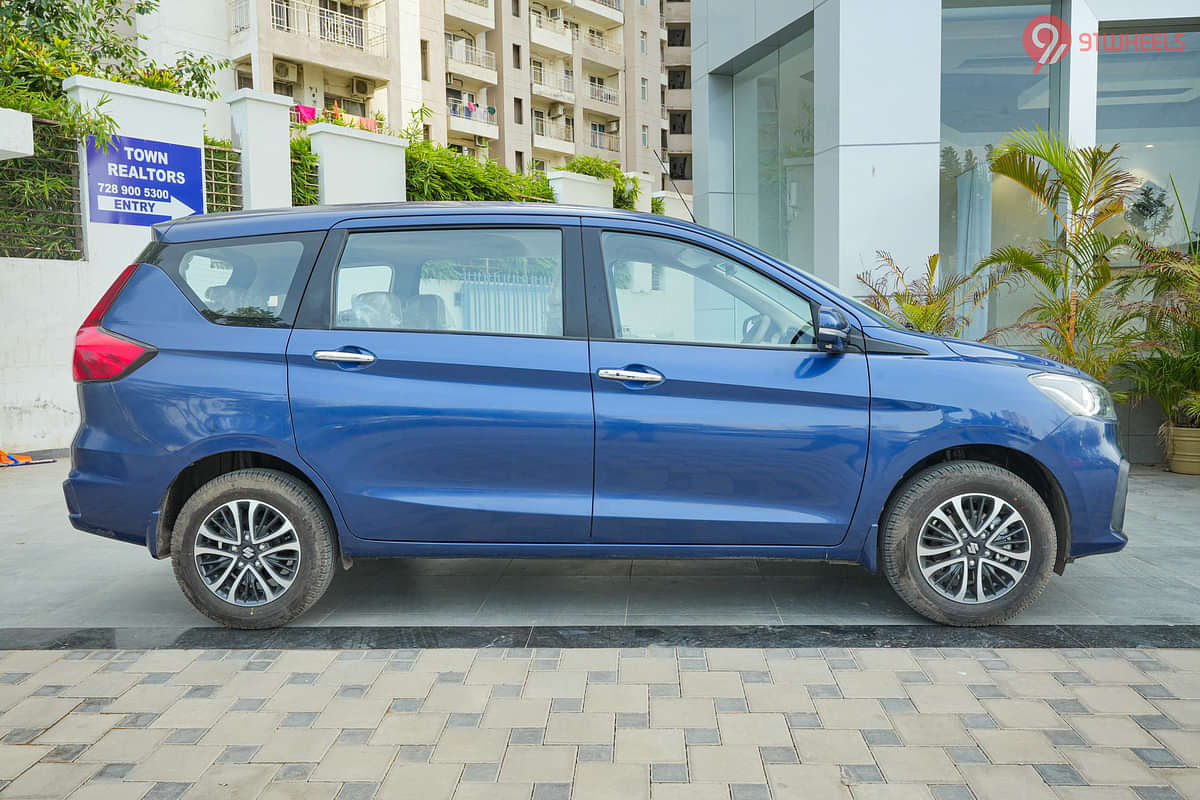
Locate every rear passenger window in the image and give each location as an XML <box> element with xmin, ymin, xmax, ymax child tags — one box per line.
<box><xmin>333</xmin><ymin>228</ymin><xmax>564</xmax><ymax>337</ymax></box>
<box><xmin>151</xmin><ymin>233</ymin><xmax>323</xmax><ymax>327</ymax></box>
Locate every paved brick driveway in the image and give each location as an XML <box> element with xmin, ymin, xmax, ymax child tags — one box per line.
<box><xmin>0</xmin><ymin>645</ymin><xmax>1197</xmax><ymax>799</ymax></box>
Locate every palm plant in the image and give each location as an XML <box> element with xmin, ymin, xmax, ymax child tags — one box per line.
<box><xmin>973</xmin><ymin>128</ymin><xmax>1144</xmax><ymax>380</ymax></box>
<box><xmin>857</xmin><ymin>251</ymin><xmax>1004</xmax><ymax>337</ymax></box>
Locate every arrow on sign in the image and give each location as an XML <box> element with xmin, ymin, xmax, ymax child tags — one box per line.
<box><xmin>96</xmin><ymin>194</ymin><xmax>197</xmax><ymax>218</ymax></box>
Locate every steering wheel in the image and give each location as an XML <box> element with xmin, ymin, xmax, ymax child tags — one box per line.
<box><xmin>741</xmin><ymin>313</ymin><xmax>774</xmax><ymax>344</ymax></box>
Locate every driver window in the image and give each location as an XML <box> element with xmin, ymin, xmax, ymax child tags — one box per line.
<box><xmin>600</xmin><ymin>231</ymin><xmax>817</xmax><ymax>349</ymax></box>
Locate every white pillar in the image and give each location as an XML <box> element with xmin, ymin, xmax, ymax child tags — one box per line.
<box><xmin>548</xmin><ymin>170</ymin><xmax>614</xmax><ymax>207</ymax></box>
<box><xmin>306</xmin><ymin>123</ymin><xmax>407</xmax><ymax>205</ymax></box>
<box><xmin>226</xmin><ymin>89</ymin><xmax>294</xmax><ymax>209</ymax></box>
<box><xmin>814</xmin><ymin>0</ymin><xmax>942</xmax><ymax>290</ymax></box>
<box><xmin>0</xmin><ymin>108</ymin><xmax>33</xmax><ymax>160</ymax></box>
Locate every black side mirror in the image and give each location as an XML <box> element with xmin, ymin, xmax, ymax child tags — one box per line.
<box><xmin>816</xmin><ymin>306</ymin><xmax>851</xmax><ymax>354</ymax></box>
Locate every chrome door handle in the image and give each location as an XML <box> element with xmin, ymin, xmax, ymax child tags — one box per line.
<box><xmin>313</xmin><ymin>350</ymin><xmax>375</xmax><ymax>364</ymax></box>
<box><xmin>597</xmin><ymin>368</ymin><xmax>662</xmax><ymax>383</ymax></box>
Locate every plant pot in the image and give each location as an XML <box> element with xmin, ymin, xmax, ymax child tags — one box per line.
<box><xmin>1167</xmin><ymin>424</ymin><xmax>1200</xmax><ymax>475</ymax></box>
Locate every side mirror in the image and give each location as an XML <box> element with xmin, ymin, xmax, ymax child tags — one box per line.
<box><xmin>816</xmin><ymin>306</ymin><xmax>851</xmax><ymax>354</ymax></box>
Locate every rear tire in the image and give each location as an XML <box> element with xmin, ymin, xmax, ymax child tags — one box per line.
<box><xmin>881</xmin><ymin>460</ymin><xmax>1056</xmax><ymax>626</ymax></box>
<box><xmin>171</xmin><ymin>468</ymin><xmax>336</xmax><ymax>629</ymax></box>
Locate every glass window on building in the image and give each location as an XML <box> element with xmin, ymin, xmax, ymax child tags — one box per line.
<box><xmin>731</xmin><ymin>24</ymin><xmax>815</xmax><ymax>270</ymax></box>
<box><xmin>940</xmin><ymin>2</ymin><xmax>1051</xmax><ymax>337</ymax></box>
<box><xmin>1097</xmin><ymin>26</ymin><xmax>1200</xmax><ymax>254</ymax></box>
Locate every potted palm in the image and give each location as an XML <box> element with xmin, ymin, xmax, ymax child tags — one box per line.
<box><xmin>973</xmin><ymin>128</ymin><xmax>1145</xmax><ymax>380</ymax></box>
<box><xmin>1117</xmin><ymin>324</ymin><xmax>1200</xmax><ymax>473</ymax></box>
<box><xmin>858</xmin><ymin>251</ymin><xmax>1004</xmax><ymax>336</ymax></box>
<box><xmin>1120</xmin><ymin>177</ymin><xmax>1200</xmax><ymax>472</ymax></box>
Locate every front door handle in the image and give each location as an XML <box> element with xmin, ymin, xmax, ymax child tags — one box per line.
<box><xmin>314</xmin><ymin>350</ymin><xmax>376</xmax><ymax>364</ymax></box>
<box><xmin>597</xmin><ymin>368</ymin><xmax>663</xmax><ymax>383</ymax></box>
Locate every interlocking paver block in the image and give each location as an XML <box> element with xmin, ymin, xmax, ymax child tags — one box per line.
<box><xmin>499</xmin><ymin>744</ymin><xmax>577</xmax><ymax>782</ymax></box>
<box><xmin>615</xmin><ymin>728</ymin><xmax>685</xmax><ymax>763</ymax></box>
<box><xmin>545</xmin><ymin>712</ymin><xmax>613</xmax><ymax>744</ymax></box>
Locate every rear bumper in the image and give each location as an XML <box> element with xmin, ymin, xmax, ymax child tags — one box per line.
<box><xmin>63</xmin><ymin>473</ymin><xmax>149</xmax><ymax>547</ymax></box>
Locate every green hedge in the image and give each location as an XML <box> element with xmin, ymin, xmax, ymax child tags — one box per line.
<box><xmin>0</xmin><ymin>119</ymin><xmax>82</xmax><ymax>259</ymax></box>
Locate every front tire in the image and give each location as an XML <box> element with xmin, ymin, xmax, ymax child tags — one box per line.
<box><xmin>171</xmin><ymin>468</ymin><xmax>336</xmax><ymax>629</ymax></box>
<box><xmin>882</xmin><ymin>461</ymin><xmax>1056</xmax><ymax>626</ymax></box>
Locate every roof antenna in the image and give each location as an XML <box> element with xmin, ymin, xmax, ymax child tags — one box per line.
<box><xmin>653</xmin><ymin>149</ymin><xmax>695</xmax><ymax>223</ymax></box>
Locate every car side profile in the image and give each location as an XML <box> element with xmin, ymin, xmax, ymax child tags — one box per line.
<box><xmin>64</xmin><ymin>204</ymin><xmax>1129</xmax><ymax>628</ymax></box>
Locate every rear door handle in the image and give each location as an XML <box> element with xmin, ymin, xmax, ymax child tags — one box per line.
<box><xmin>314</xmin><ymin>350</ymin><xmax>376</xmax><ymax>364</ymax></box>
<box><xmin>597</xmin><ymin>368</ymin><xmax>662</xmax><ymax>383</ymax></box>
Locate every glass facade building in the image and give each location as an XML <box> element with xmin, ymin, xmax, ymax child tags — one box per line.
<box><xmin>691</xmin><ymin>0</ymin><xmax>1200</xmax><ymax>462</ymax></box>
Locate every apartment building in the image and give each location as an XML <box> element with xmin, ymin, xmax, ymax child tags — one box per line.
<box><xmin>419</xmin><ymin>0</ymin><xmax>679</xmax><ymax>185</ymax></box>
<box><xmin>135</xmin><ymin>0</ymin><xmax>691</xmax><ymax>188</ymax></box>
<box><xmin>663</xmin><ymin>0</ymin><xmax>692</xmax><ymax>194</ymax></box>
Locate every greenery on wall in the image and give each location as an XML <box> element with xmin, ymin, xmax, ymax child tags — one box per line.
<box><xmin>650</xmin><ymin>196</ymin><xmax>665</xmax><ymax>215</ymax></box>
<box><xmin>0</xmin><ymin>119</ymin><xmax>82</xmax><ymax>259</ymax></box>
<box><xmin>289</xmin><ymin>137</ymin><xmax>320</xmax><ymax>207</ymax></box>
<box><xmin>398</xmin><ymin>107</ymin><xmax>553</xmax><ymax>203</ymax></box>
<box><xmin>560</xmin><ymin>156</ymin><xmax>638</xmax><ymax>210</ymax></box>
<box><xmin>203</xmin><ymin>135</ymin><xmax>243</xmax><ymax>214</ymax></box>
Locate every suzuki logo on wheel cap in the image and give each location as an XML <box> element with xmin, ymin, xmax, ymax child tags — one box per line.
<box><xmin>242</xmin><ymin>546</ymin><xmax>255</xmax><ymax>559</ymax></box>
<box><xmin>966</xmin><ymin>542</ymin><xmax>980</xmax><ymax>555</ymax></box>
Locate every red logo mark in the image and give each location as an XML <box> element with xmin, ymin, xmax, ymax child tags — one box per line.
<box><xmin>1023</xmin><ymin>14</ymin><xmax>1071</xmax><ymax>73</ymax></box>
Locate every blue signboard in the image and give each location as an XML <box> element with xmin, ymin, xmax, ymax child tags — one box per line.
<box><xmin>86</xmin><ymin>135</ymin><xmax>205</xmax><ymax>226</ymax></box>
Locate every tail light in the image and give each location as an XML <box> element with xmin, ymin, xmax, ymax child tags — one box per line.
<box><xmin>72</xmin><ymin>264</ymin><xmax>156</xmax><ymax>383</ymax></box>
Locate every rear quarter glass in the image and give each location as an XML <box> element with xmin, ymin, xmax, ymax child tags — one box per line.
<box><xmin>143</xmin><ymin>231</ymin><xmax>326</xmax><ymax>327</ymax></box>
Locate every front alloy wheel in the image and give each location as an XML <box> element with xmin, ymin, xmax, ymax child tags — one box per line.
<box><xmin>916</xmin><ymin>494</ymin><xmax>1031</xmax><ymax>604</ymax></box>
<box><xmin>881</xmin><ymin>461</ymin><xmax>1056</xmax><ymax>626</ymax></box>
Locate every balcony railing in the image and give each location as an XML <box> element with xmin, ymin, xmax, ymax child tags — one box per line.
<box><xmin>269</xmin><ymin>0</ymin><xmax>387</xmax><ymax>56</ymax></box>
<box><xmin>588</xmin><ymin>83</ymin><xmax>620</xmax><ymax>105</ymax></box>
<box><xmin>446</xmin><ymin>42</ymin><xmax>497</xmax><ymax>71</ymax></box>
<box><xmin>532</xmin><ymin>65</ymin><xmax>574</xmax><ymax>94</ymax></box>
<box><xmin>531</xmin><ymin>11</ymin><xmax>570</xmax><ymax>34</ymax></box>
<box><xmin>591</xmin><ymin>0</ymin><xmax>622</xmax><ymax>10</ymax></box>
<box><xmin>589</xmin><ymin>130</ymin><xmax>620</xmax><ymax>151</ymax></box>
<box><xmin>447</xmin><ymin>99</ymin><xmax>497</xmax><ymax>124</ymax></box>
<box><xmin>534</xmin><ymin>117</ymin><xmax>575</xmax><ymax>142</ymax></box>
<box><xmin>584</xmin><ymin>31</ymin><xmax>622</xmax><ymax>54</ymax></box>
<box><xmin>458</xmin><ymin>0</ymin><xmax>489</xmax><ymax>5</ymax></box>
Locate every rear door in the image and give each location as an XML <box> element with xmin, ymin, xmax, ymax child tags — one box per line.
<box><xmin>584</xmin><ymin>222</ymin><xmax>871</xmax><ymax>547</ymax></box>
<box><xmin>287</xmin><ymin>214</ymin><xmax>594</xmax><ymax>543</ymax></box>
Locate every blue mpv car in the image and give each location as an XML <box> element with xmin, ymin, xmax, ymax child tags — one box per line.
<box><xmin>65</xmin><ymin>204</ymin><xmax>1129</xmax><ymax>628</ymax></box>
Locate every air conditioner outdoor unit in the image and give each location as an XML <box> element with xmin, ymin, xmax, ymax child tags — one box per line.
<box><xmin>273</xmin><ymin>61</ymin><xmax>299</xmax><ymax>83</ymax></box>
<box><xmin>474</xmin><ymin>135</ymin><xmax>489</xmax><ymax>147</ymax></box>
<box><xmin>605</xmin><ymin>120</ymin><xmax>620</xmax><ymax>134</ymax></box>
<box><xmin>548</xmin><ymin>103</ymin><xmax>565</xmax><ymax>118</ymax></box>
<box><xmin>547</xmin><ymin>7</ymin><xmax>562</xmax><ymax>20</ymax></box>
<box><xmin>351</xmin><ymin>77</ymin><xmax>373</xmax><ymax>96</ymax></box>
<box><xmin>446</xmin><ymin>72</ymin><xmax>461</xmax><ymax>88</ymax></box>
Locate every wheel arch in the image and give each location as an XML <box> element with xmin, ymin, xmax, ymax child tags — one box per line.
<box><xmin>874</xmin><ymin>444</ymin><xmax>1071</xmax><ymax>574</ymax></box>
<box><xmin>154</xmin><ymin>450</ymin><xmax>344</xmax><ymax>560</ymax></box>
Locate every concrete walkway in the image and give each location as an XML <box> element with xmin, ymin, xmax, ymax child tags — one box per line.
<box><xmin>0</xmin><ymin>645</ymin><xmax>1197</xmax><ymax>799</ymax></box>
<box><xmin>3</xmin><ymin>462</ymin><xmax>1199</xmax><ymax>628</ymax></box>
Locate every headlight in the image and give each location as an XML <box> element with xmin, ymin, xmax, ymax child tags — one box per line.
<box><xmin>1028</xmin><ymin>372</ymin><xmax>1117</xmax><ymax>420</ymax></box>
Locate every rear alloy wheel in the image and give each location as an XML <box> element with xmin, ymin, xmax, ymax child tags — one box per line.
<box><xmin>172</xmin><ymin>469</ymin><xmax>336</xmax><ymax>628</ymax></box>
<box><xmin>193</xmin><ymin>499</ymin><xmax>302</xmax><ymax>607</ymax></box>
<box><xmin>882</xmin><ymin>461</ymin><xmax>1055</xmax><ymax>626</ymax></box>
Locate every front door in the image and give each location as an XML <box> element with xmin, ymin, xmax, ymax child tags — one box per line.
<box><xmin>288</xmin><ymin>218</ymin><xmax>594</xmax><ymax>543</ymax></box>
<box><xmin>585</xmin><ymin>225</ymin><xmax>870</xmax><ymax>547</ymax></box>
